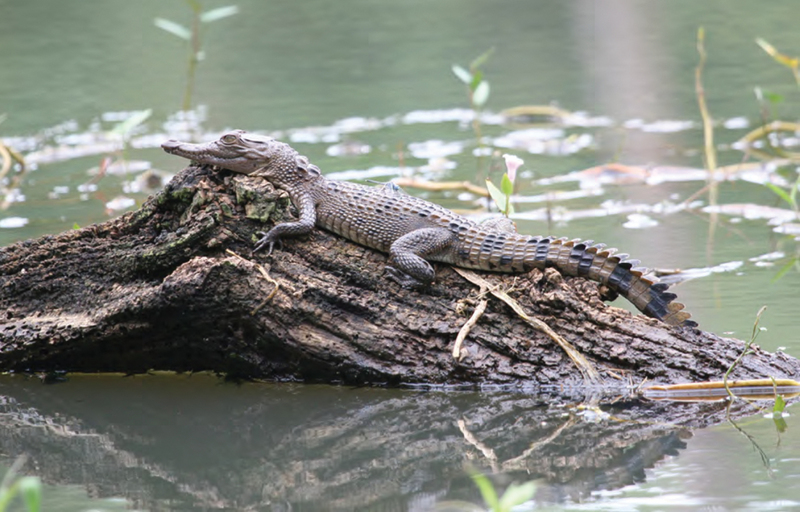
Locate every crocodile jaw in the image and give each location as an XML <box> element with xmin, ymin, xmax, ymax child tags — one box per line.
<box><xmin>161</xmin><ymin>139</ymin><xmax>260</xmax><ymax>175</ymax></box>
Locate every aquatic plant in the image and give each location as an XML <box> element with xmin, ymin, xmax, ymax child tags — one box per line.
<box><xmin>485</xmin><ymin>153</ymin><xmax>522</xmax><ymax>217</ymax></box>
<box><xmin>0</xmin><ymin>456</ymin><xmax>41</xmax><ymax>512</ymax></box>
<box><xmin>470</xmin><ymin>471</ymin><xmax>537</xmax><ymax>512</ymax></box>
<box><xmin>452</xmin><ymin>48</ymin><xmax>494</xmax><ymax>148</ymax></box>
<box><xmin>154</xmin><ymin>1</ymin><xmax>239</xmax><ymax>110</ymax></box>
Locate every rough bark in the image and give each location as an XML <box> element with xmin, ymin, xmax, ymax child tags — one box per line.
<box><xmin>1</xmin><ymin>165</ymin><xmax>798</xmax><ymax>386</ymax></box>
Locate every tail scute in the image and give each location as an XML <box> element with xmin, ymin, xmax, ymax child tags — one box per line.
<box><xmin>535</xmin><ymin>237</ymin><xmax>696</xmax><ymax>327</ymax></box>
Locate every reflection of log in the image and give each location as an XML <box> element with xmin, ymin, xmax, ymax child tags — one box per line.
<box><xmin>1</xmin><ymin>165</ymin><xmax>799</xmax><ymax>385</ymax></box>
<box><xmin>0</xmin><ymin>374</ymin><xmax>762</xmax><ymax>510</ymax></box>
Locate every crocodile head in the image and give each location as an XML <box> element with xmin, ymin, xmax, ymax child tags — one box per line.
<box><xmin>162</xmin><ymin>130</ymin><xmax>298</xmax><ymax>177</ymax></box>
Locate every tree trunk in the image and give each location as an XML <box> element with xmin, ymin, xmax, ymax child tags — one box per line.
<box><xmin>1</xmin><ymin>165</ymin><xmax>798</xmax><ymax>386</ymax></box>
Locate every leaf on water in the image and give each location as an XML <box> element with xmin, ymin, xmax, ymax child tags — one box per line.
<box><xmin>498</xmin><ymin>481</ymin><xmax>537</xmax><ymax>511</ymax></box>
<box><xmin>469</xmin><ymin>47</ymin><xmax>495</xmax><ymax>71</ymax></box>
<box><xmin>154</xmin><ymin>18</ymin><xmax>192</xmax><ymax>40</ymax></box>
<box><xmin>201</xmin><ymin>5</ymin><xmax>240</xmax><ymax>23</ymax></box>
<box><xmin>111</xmin><ymin>109</ymin><xmax>153</xmax><ymax>138</ymax></box>
<box><xmin>452</xmin><ymin>65</ymin><xmax>472</xmax><ymax>85</ymax></box>
<box><xmin>472</xmin><ymin>80</ymin><xmax>490</xmax><ymax>107</ymax></box>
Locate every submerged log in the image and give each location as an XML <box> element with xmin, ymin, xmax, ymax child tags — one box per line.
<box><xmin>1</xmin><ymin>164</ymin><xmax>798</xmax><ymax>386</ymax></box>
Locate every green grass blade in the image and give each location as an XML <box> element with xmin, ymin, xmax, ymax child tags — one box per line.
<box><xmin>469</xmin><ymin>47</ymin><xmax>495</xmax><ymax>70</ymax></box>
<box><xmin>469</xmin><ymin>472</ymin><xmax>500</xmax><ymax>511</ymax></box>
<box><xmin>18</xmin><ymin>477</ymin><xmax>41</xmax><ymax>512</ymax></box>
<box><xmin>765</xmin><ymin>182</ymin><xmax>793</xmax><ymax>207</ymax></box>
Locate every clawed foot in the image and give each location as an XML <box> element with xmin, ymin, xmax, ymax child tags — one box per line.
<box><xmin>385</xmin><ymin>266</ymin><xmax>426</xmax><ymax>289</ymax></box>
<box><xmin>253</xmin><ymin>232</ymin><xmax>283</xmax><ymax>255</ymax></box>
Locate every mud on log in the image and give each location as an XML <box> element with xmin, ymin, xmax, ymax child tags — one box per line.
<box><xmin>1</xmin><ymin>165</ymin><xmax>798</xmax><ymax>385</ymax></box>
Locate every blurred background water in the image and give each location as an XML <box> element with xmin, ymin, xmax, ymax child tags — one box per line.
<box><xmin>1</xmin><ymin>1</ymin><xmax>799</xmax><ymax>510</ymax></box>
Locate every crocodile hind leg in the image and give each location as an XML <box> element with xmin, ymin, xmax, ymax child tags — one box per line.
<box><xmin>386</xmin><ymin>228</ymin><xmax>457</xmax><ymax>288</ymax></box>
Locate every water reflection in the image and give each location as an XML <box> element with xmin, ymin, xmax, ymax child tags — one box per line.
<box><xmin>0</xmin><ymin>373</ymin><xmax>770</xmax><ymax>511</ymax></box>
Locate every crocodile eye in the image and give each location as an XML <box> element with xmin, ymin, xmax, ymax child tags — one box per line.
<box><xmin>221</xmin><ymin>134</ymin><xmax>237</xmax><ymax>144</ymax></box>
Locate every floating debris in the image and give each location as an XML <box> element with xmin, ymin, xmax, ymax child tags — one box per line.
<box><xmin>703</xmin><ymin>203</ymin><xmax>797</xmax><ymax>224</ymax></box>
<box><xmin>0</xmin><ymin>216</ymin><xmax>28</xmax><ymax>228</ymax></box>
<box><xmin>407</xmin><ymin>140</ymin><xmax>465</xmax><ymax>159</ymax></box>
<box><xmin>105</xmin><ymin>196</ymin><xmax>136</xmax><ymax>212</ymax></box>
<box><xmin>723</xmin><ymin>116</ymin><xmax>750</xmax><ymax>130</ymax></box>
<box><xmin>325</xmin><ymin>142</ymin><xmax>371</xmax><ymax>157</ymax></box>
<box><xmin>623</xmin><ymin>213</ymin><xmax>659</xmax><ymax>229</ymax></box>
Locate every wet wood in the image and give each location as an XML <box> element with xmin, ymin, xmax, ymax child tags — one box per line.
<box><xmin>1</xmin><ymin>164</ymin><xmax>798</xmax><ymax>386</ymax></box>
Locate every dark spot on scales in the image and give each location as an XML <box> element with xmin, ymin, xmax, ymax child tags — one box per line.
<box><xmin>449</xmin><ymin>222</ymin><xmax>459</xmax><ymax>229</ymax></box>
<box><xmin>535</xmin><ymin>240</ymin><xmax>550</xmax><ymax>261</ymax></box>
<box><xmin>500</xmin><ymin>255</ymin><xmax>514</xmax><ymax>266</ymax></box>
<box><xmin>418</xmin><ymin>212</ymin><xmax>428</xmax><ymax>218</ymax></box>
<box><xmin>607</xmin><ymin>264</ymin><xmax>633</xmax><ymax>292</ymax></box>
<box><xmin>577</xmin><ymin>251</ymin><xmax>594</xmax><ymax>276</ymax></box>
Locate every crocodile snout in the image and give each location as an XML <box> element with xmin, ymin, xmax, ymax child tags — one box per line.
<box><xmin>161</xmin><ymin>139</ymin><xmax>182</xmax><ymax>153</ymax></box>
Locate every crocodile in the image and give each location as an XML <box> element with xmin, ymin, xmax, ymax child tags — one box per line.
<box><xmin>162</xmin><ymin>130</ymin><xmax>696</xmax><ymax>327</ymax></box>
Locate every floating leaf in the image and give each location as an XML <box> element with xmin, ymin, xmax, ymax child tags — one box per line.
<box><xmin>73</xmin><ymin>223</ymin><xmax>80</xmax><ymax>230</ymax></box>
<box><xmin>451</xmin><ymin>65</ymin><xmax>472</xmax><ymax>85</ymax></box>
<box><xmin>201</xmin><ymin>5</ymin><xmax>240</xmax><ymax>23</ymax></box>
<box><xmin>469</xmin><ymin>47</ymin><xmax>495</xmax><ymax>71</ymax></box>
<box><xmin>154</xmin><ymin>18</ymin><xmax>192</xmax><ymax>40</ymax></box>
<box><xmin>472</xmin><ymin>80</ymin><xmax>490</xmax><ymax>107</ymax></box>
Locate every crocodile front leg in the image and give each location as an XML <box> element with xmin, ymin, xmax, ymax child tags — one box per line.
<box><xmin>386</xmin><ymin>228</ymin><xmax>457</xmax><ymax>287</ymax></box>
<box><xmin>254</xmin><ymin>191</ymin><xmax>317</xmax><ymax>254</ymax></box>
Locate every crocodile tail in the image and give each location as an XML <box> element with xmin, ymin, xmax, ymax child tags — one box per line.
<box><xmin>525</xmin><ymin>237</ymin><xmax>696</xmax><ymax>327</ymax></box>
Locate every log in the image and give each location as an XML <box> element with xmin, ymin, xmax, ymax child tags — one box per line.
<box><xmin>1</xmin><ymin>164</ymin><xmax>798</xmax><ymax>386</ymax></box>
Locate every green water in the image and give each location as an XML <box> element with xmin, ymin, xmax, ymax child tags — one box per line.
<box><xmin>1</xmin><ymin>1</ymin><xmax>799</xmax><ymax>510</ymax></box>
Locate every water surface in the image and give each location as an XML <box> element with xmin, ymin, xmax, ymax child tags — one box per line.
<box><xmin>1</xmin><ymin>1</ymin><xmax>799</xmax><ymax>510</ymax></box>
